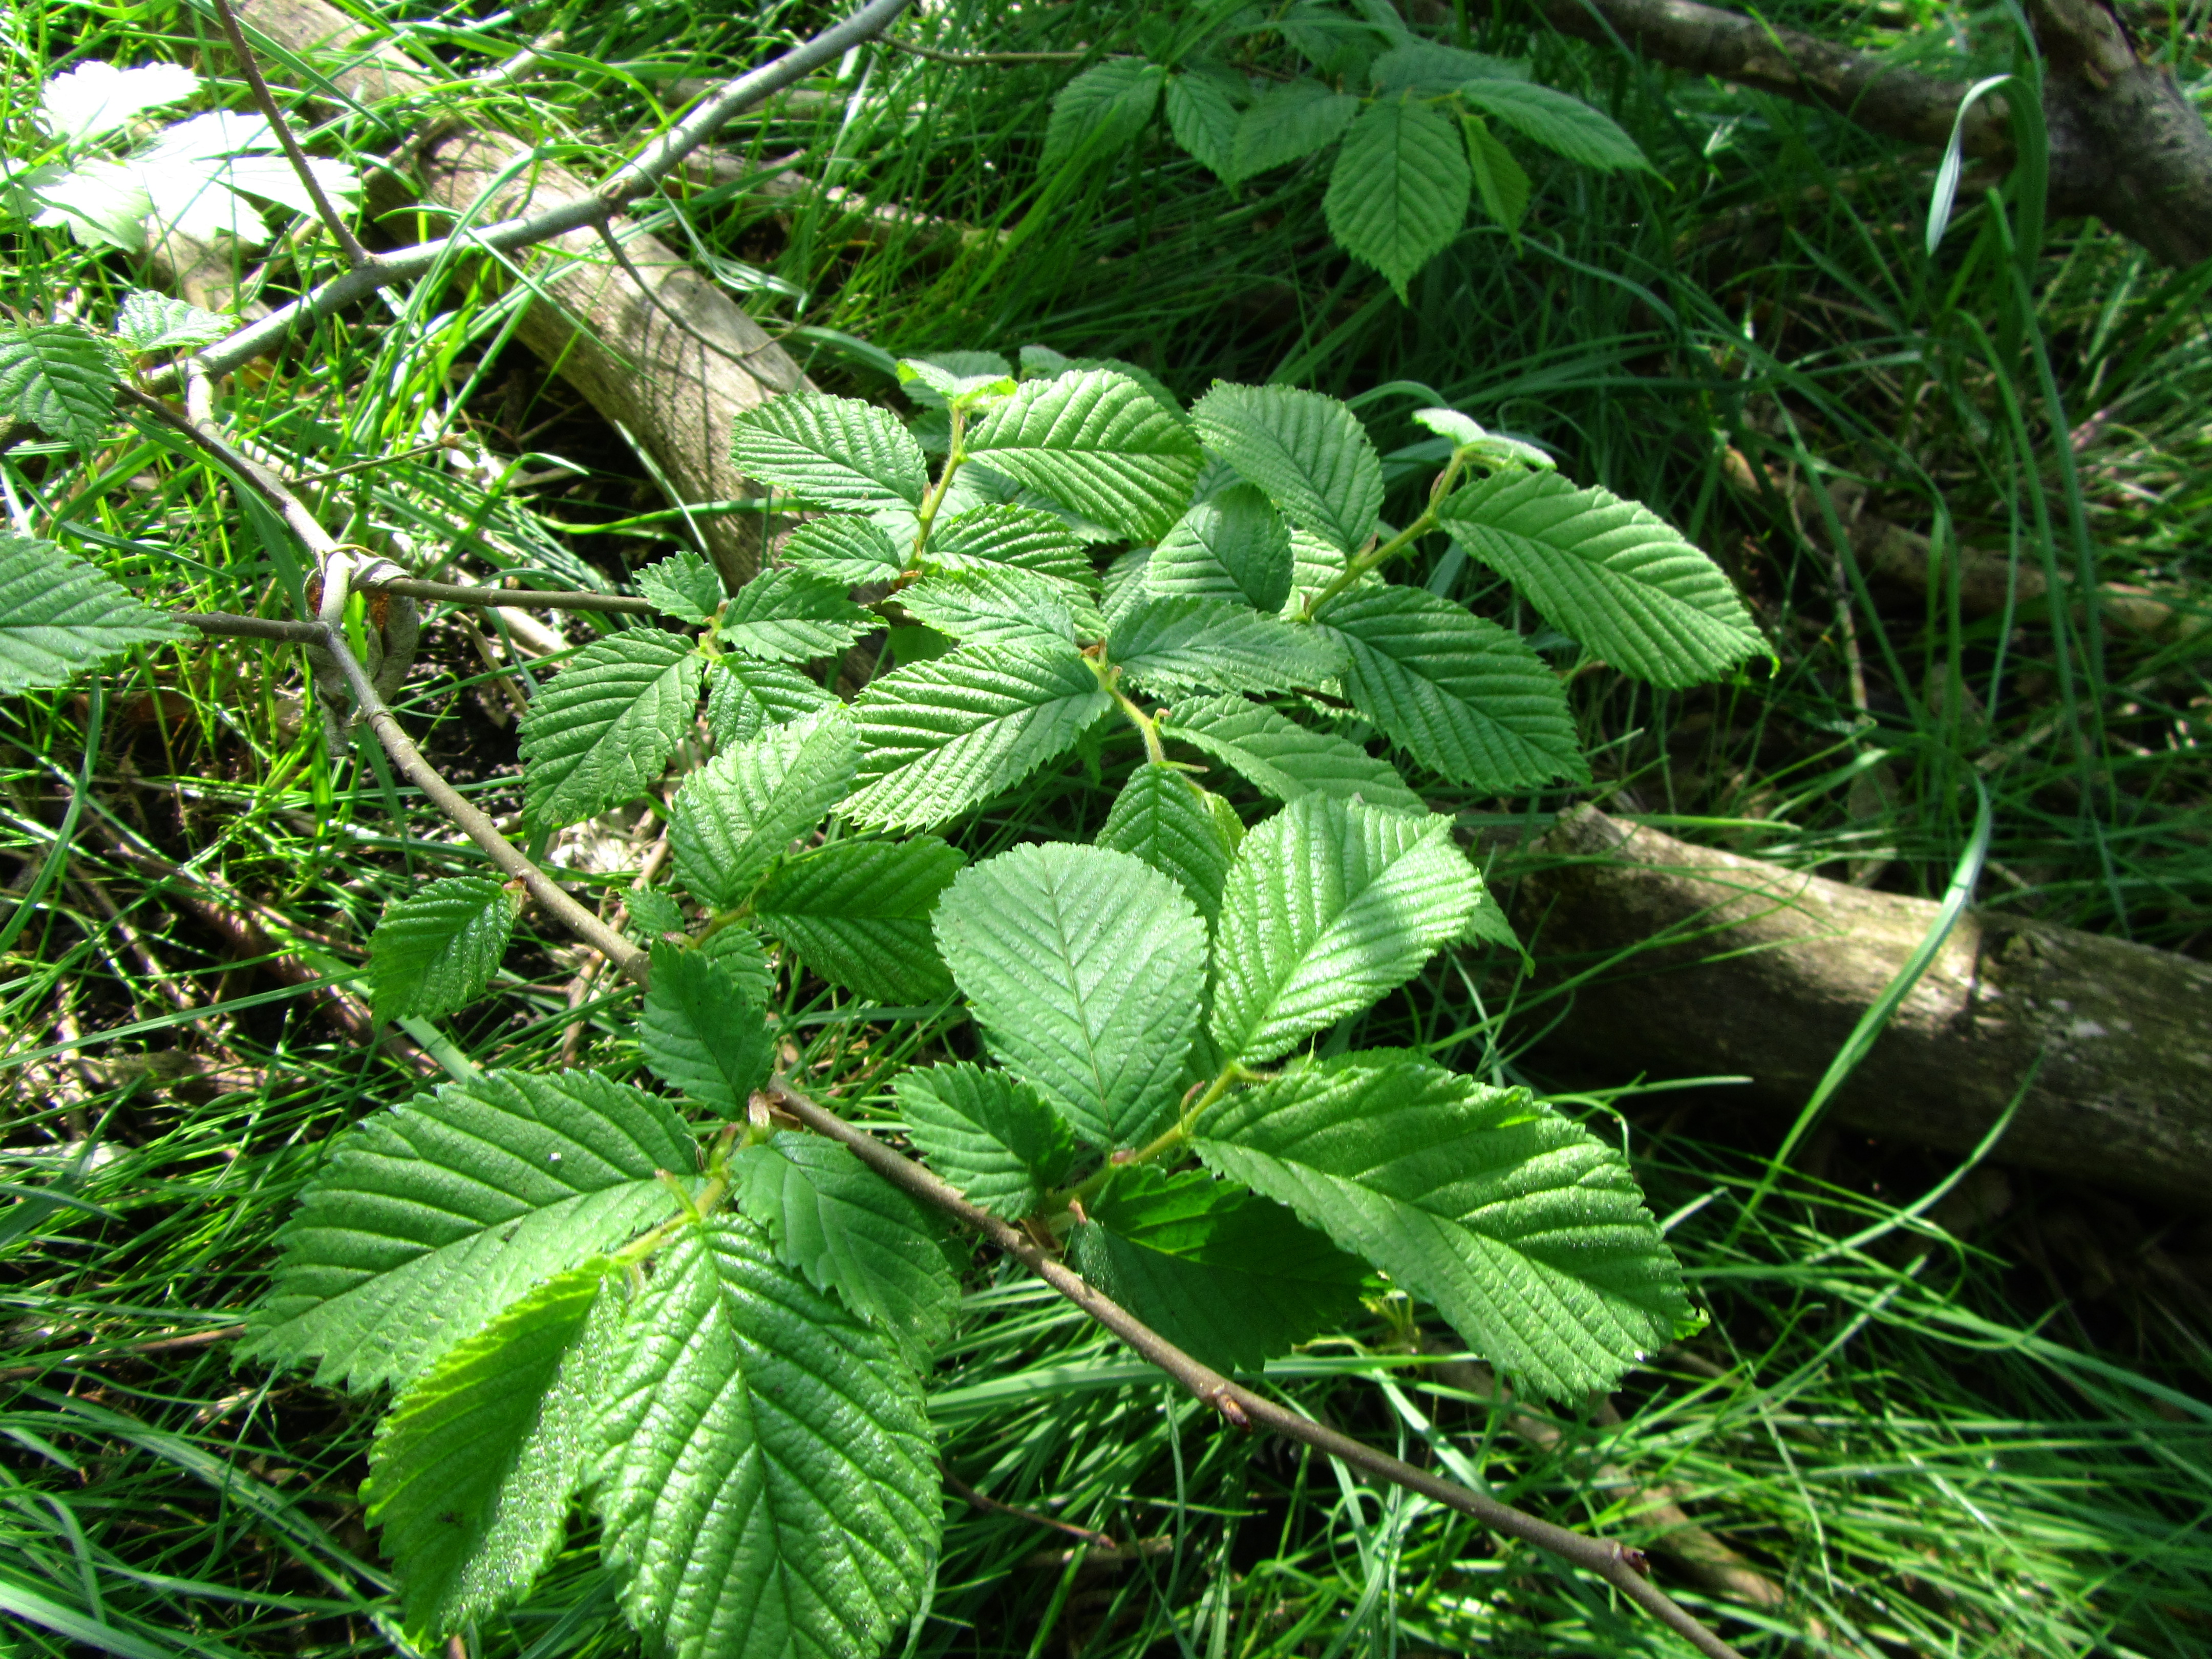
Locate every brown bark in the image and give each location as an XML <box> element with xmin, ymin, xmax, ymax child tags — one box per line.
<box><xmin>230</xmin><ymin>0</ymin><xmax>814</xmax><ymax>588</ymax></box>
<box><xmin>1513</xmin><ymin>806</ymin><xmax>2212</xmax><ymax>1205</ymax></box>
<box><xmin>1531</xmin><ymin>0</ymin><xmax>2212</xmax><ymax>265</ymax></box>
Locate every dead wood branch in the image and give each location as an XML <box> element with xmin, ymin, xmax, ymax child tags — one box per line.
<box><xmin>1508</xmin><ymin>0</ymin><xmax>2212</xmax><ymax>264</ymax></box>
<box><xmin>1722</xmin><ymin>449</ymin><xmax>2204</xmax><ymax>643</ymax></box>
<box><xmin>1513</xmin><ymin>806</ymin><xmax>2212</xmax><ymax>1205</ymax></box>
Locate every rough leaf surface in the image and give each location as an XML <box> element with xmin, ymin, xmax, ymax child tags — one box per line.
<box><xmin>1071</xmin><ymin>1166</ymin><xmax>1367</xmax><ymax>1373</ymax></box>
<box><xmin>1229</xmin><ymin>80</ymin><xmax>1359</xmax><ymax>182</ymax></box>
<box><xmin>1096</xmin><ymin>764</ymin><xmax>1236</xmax><ymax>925</ymax></box>
<box><xmin>1147</xmin><ymin>483</ymin><xmax>1294</xmax><ymax>611</ymax></box>
<box><xmin>636</xmin><ymin>549</ymin><xmax>724</xmax><ymax>624</ymax></box>
<box><xmin>593</xmin><ymin>1220</ymin><xmax>938</xmax><ymax>1659</ymax></box>
<box><xmin>243</xmin><ymin>1071</ymin><xmax>692</xmax><ymax>1392</ymax></box>
<box><xmin>0</xmin><ymin>535</ymin><xmax>188</xmax><ymax>693</ymax></box>
<box><xmin>1189</xmin><ymin>384</ymin><xmax>1382</xmax><ymax>556</ymax></box>
<box><xmin>1210</xmin><ymin>795</ymin><xmax>1481</xmax><ymax>1064</ymax></box>
<box><xmin>966</xmin><ymin>369</ymin><xmax>1203</xmax><ymax>541</ymax></box>
<box><xmin>892</xmin><ymin>1062</ymin><xmax>1075</xmax><ymax>1220</ymax></box>
<box><xmin>519</xmin><ymin>630</ymin><xmax>702</xmax><ymax>830</ymax></box>
<box><xmin>638</xmin><ymin>943</ymin><xmax>774</xmax><ymax>1117</ymax></box>
<box><xmin>1043</xmin><ymin>58</ymin><xmax>1166</xmax><ymax>164</ymax></box>
<box><xmin>726</xmin><ymin>390</ymin><xmax>927</xmax><ymax>508</ymax></box>
<box><xmin>1196</xmin><ymin>1054</ymin><xmax>1692</xmax><ymax>1398</ymax></box>
<box><xmin>934</xmin><ymin>842</ymin><xmax>1206</xmax><ymax>1148</ymax></box>
<box><xmin>669</xmin><ymin>707</ymin><xmax>858</xmax><ymax>907</ymax></box>
<box><xmin>364</xmin><ymin>1264</ymin><xmax>619</xmax><ymax>1638</ymax></box>
<box><xmin>1324</xmin><ymin>98</ymin><xmax>1472</xmax><ymax>296</ymax></box>
<box><xmin>779</xmin><ymin>515</ymin><xmax>907</xmax><ymax>584</ymax></box>
<box><xmin>0</xmin><ymin>324</ymin><xmax>118</xmax><ymax>446</ymax></box>
<box><xmin>753</xmin><ymin>837</ymin><xmax>965</xmax><ymax>1004</ymax></box>
<box><xmin>1438</xmin><ymin>471</ymin><xmax>1764</xmax><ymax>687</ymax></box>
<box><xmin>732</xmin><ymin>1134</ymin><xmax>960</xmax><ymax>1365</ymax></box>
<box><xmin>1315</xmin><ymin>584</ymin><xmax>1587</xmax><ymax>791</ymax></box>
<box><xmin>924</xmin><ymin>504</ymin><xmax>1099</xmax><ymax>588</ymax></box>
<box><xmin>901</xmin><ymin>566</ymin><xmax>1097</xmax><ymax>650</ymax></box>
<box><xmin>1109</xmin><ymin>595</ymin><xmax>1345</xmax><ymax>697</ymax></box>
<box><xmin>369</xmin><ymin>877</ymin><xmax>518</xmax><ymax>1023</ymax></box>
<box><xmin>845</xmin><ymin>643</ymin><xmax>1110</xmax><ymax>830</ymax></box>
<box><xmin>704</xmin><ymin>657</ymin><xmax>836</xmax><ymax>747</ymax></box>
<box><xmin>715</xmin><ymin>568</ymin><xmax>874</xmax><ymax>663</ymax></box>
<box><xmin>1161</xmin><ymin>694</ymin><xmax>1424</xmax><ymax>814</ymax></box>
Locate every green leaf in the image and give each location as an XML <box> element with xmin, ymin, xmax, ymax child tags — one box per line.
<box><xmin>1463</xmin><ymin>885</ymin><xmax>1526</xmax><ymax>960</ymax></box>
<box><xmin>727</xmin><ymin>390</ymin><xmax>928</xmax><ymax>508</ymax></box>
<box><xmin>639</xmin><ymin>942</ymin><xmax>774</xmax><ymax>1116</ymax></box>
<box><xmin>1188</xmin><ymin>384</ymin><xmax>1381</xmax><ymax>557</ymax></box>
<box><xmin>897</xmin><ymin>356</ymin><xmax>1014</xmax><ymax>411</ymax></box>
<box><xmin>1160</xmin><ymin>693</ymin><xmax>1424</xmax><ymax>814</ymax></box>
<box><xmin>1456</xmin><ymin>79</ymin><xmax>1651</xmax><ymax>173</ymax></box>
<box><xmin>635</xmin><ymin>548</ymin><xmax>723</xmax><ymax>624</ymax></box>
<box><xmin>0</xmin><ymin>535</ymin><xmax>188</xmax><ymax>694</ymax></box>
<box><xmin>369</xmin><ymin>876</ymin><xmax>519</xmax><ymax>1023</ymax></box>
<box><xmin>364</xmin><ymin>1263</ymin><xmax>619</xmax><ymax>1639</ymax></box>
<box><xmin>697</xmin><ymin>923</ymin><xmax>778</xmax><ymax>1002</ymax></box>
<box><xmin>732</xmin><ymin>1134</ymin><xmax>960</xmax><ymax>1364</ymax></box>
<box><xmin>113</xmin><ymin>288</ymin><xmax>228</xmax><ymax>351</ymax></box>
<box><xmin>1096</xmin><ymin>763</ymin><xmax>1236</xmax><ymax>925</ymax></box>
<box><xmin>1163</xmin><ymin>71</ymin><xmax>1242</xmax><ymax>180</ymax></box>
<box><xmin>891</xmin><ymin>1062</ymin><xmax>1075</xmax><ymax>1220</ymax></box>
<box><xmin>0</xmin><ymin>324</ymin><xmax>118</xmax><ymax>446</ymax></box>
<box><xmin>518</xmin><ymin>629</ymin><xmax>703</xmax><ymax>830</ymax></box>
<box><xmin>934</xmin><ymin>842</ymin><xmax>1207</xmax><ymax>1148</ymax></box>
<box><xmin>626</xmin><ymin>887</ymin><xmax>686</xmax><ymax>942</ymax></box>
<box><xmin>1070</xmin><ymin>1166</ymin><xmax>1366</xmax><ymax>1373</ymax></box>
<box><xmin>754</xmin><ymin>836</ymin><xmax>965</xmax><ymax>1003</ymax></box>
<box><xmin>1324</xmin><ymin>98</ymin><xmax>1471</xmax><ymax>299</ymax></box>
<box><xmin>780</xmin><ymin>514</ymin><xmax>907</xmax><ymax>584</ymax></box>
<box><xmin>966</xmin><ymin>369</ymin><xmax>1204</xmax><ymax>541</ymax></box>
<box><xmin>1436</xmin><ymin>471</ymin><xmax>1766</xmax><ymax>687</ymax></box>
<box><xmin>901</xmin><ymin>565</ymin><xmax>1099</xmax><ymax>650</ymax></box>
<box><xmin>1228</xmin><ymin>80</ymin><xmax>1359</xmax><ymax>184</ymax></box>
<box><xmin>844</xmin><ymin>643</ymin><xmax>1111</xmax><ymax>830</ymax></box>
<box><xmin>1195</xmin><ymin>1054</ymin><xmax>1693</xmax><ymax>1398</ymax></box>
<box><xmin>924</xmin><ymin>503</ymin><xmax>1100</xmax><ymax>588</ymax></box>
<box><xmin>1314</xmin><ymin>583</ymin><xmax>1587</xmax><ymax>790</ymax></box>
<box><xmin>1372</xmin><ymin>42</ymin><xmax>1527</xmax><ymax>96</ymax></box>
<box><xmin>704</xmin><ymin>656</ymin><xmax>836</xmax><ymax>747</ymax></box>
<box><xmin>1463</xmin><ymin>113</ymin><xmax>1530</xmax><ymax>235</ymax></box>
<box><xmin>1044</xmin><ymin>58</ymin><xmax>1167</xmax><ymax>166</ymax></box>
<box><xmin>669</xmin><ymin>705</ymin><xmax>856</xmax><ymax>907</ymax></box>
<box><xmin>1147</xmin><ymin>483</ymin><xmax>1293</xmax><ymax>612</ymax></box>
<box><xmin>594</xmin><ymin>1219</ymin><xmax>938</xmax><ymax>1659</ymax></box>
<box><xmin>1209</xmin><ymin>795</ymin><xmax>1480</xmax><ymax>1064</ymax></box>
<box><xmin>1110</xmin><ymin>595</ymin><xmax>1344</xmax><ymax>698</ymax></box>
<box><xmin>243</xmin><ymin>1071</ymin><xmax>693</xmax><ymax>1392</ymax></box>
<box><xmin>715</xmin><ymin>567</ymin><xmax>873</xmax><ymax>662</ymax></box>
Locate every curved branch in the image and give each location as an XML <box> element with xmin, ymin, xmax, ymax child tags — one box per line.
<box><xmin>765</xmin><ymin>1079</ymin><xmax>1750</xmax><ymax>1659</ymax></box>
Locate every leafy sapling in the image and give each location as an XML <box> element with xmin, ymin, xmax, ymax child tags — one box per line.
<box><xmin>209</xmin><ymin>357</ymin><xmax>1771</xmax><ymax>1654</ymax></box>
<box><xmin>1045</xmin><ymin>8</ymin><xmax>1658</xmax><ymax>293</ymax></box>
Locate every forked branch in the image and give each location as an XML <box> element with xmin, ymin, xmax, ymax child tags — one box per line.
<box><xmin>765</xmin><ymin>1079</ymin><xmax>1749</xmax><ymax>1659</ymax></box>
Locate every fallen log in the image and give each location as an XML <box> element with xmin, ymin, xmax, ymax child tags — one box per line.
<box><xmin>1511</xmin><ymin>806</ymin><xmax>2212</xmax><ymax>1205</ymax></box>
<box><xmin>230</xmin><ymin>0</ymin><xmax>817</xmax><ymax>590</ymax></box>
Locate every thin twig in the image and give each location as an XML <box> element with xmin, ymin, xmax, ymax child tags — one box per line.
<box><xmin>765</xmin><ymin>1080</ymin><xmax>1747</xmax><ymax>1659</ymax></box>
<box><xmin>313</xmin><ymin>627</ymin><xmax>646</xmax><ymax>983</ymax></box>
<box><xmin>205</xmin><ymin>0</ymin><xmax>376</xmax><ymax>270</ymax></box>
<box><xmin>157</xmin><ymin>0</ymin><xmax>918</xmax><ymax>391</ymax></box>
<box><xmin>356</xmin><ymin>576</ymin><xmax>657</xmax><ymax>614</ymax></box>
<box><xmin>941</xmin><ymin>1466</ymin><xmax>1115</xmax><ymax>1550</ymax></box>
<box><xmin>0</xmin><ymin>1324</ymin><xmax>245</xmax><ymax>1383</ymax></box>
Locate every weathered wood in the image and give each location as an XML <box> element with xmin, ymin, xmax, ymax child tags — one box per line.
<box><xmin>1513</xmin><ymin>806</ymin><xmax>2212</xmax><ymax>1205</ymax></box>
<box><xmin>232</xmin><ymin>0</ymin><xmax>812</xmax><ymax>589</ymax></box>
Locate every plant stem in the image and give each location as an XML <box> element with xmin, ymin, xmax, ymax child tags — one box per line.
<box><xmin>1299</xmin><ymin>448</ymin><xmax>1475</xmax><ymax>619</ymax></box>
<box><xmin>1057</xmin><ymin>1064</ymin><xmax>1237</xmax><ymax>1210</ymax></box>
<box><xmin>909</xmin><ymin>406</ymin><xmax>967</xmax><ymax>562</ymax></box>
<box><xmin>767</xmin><ymin>1078</ymin><xmax>1747</xmax><ymax>1659</ymax></box>
<box><xmin>206</xmin><ymin>0</ymin><xmax>377</xmax><ymax>270</ymax></box>
<box><xmin>358</xmin><ymin>577</ymin><xmax>658</xmax><ymax>615</ymax></box>
<box><xmin>1105</xmin><ymin>680</ymin><xmax>1167</xmax><ymax>766</ymax></box>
